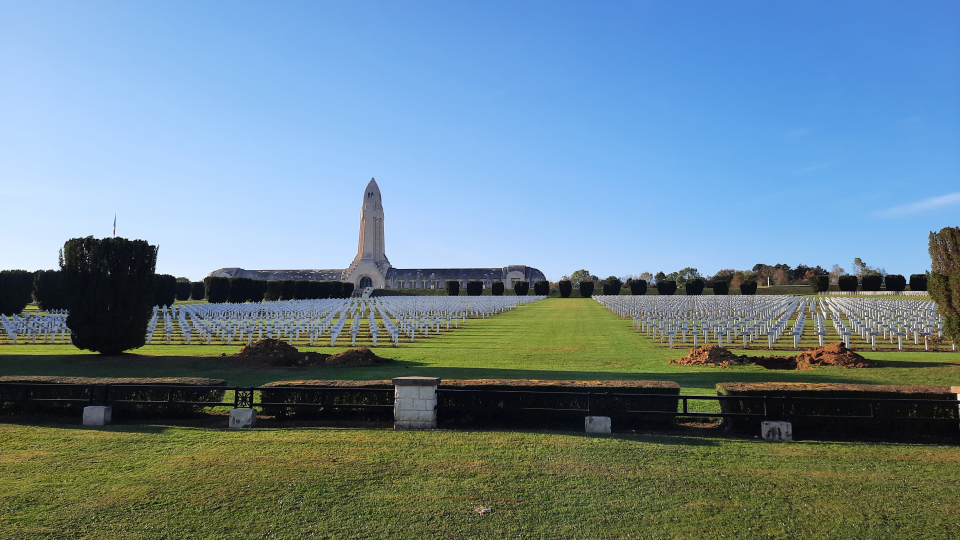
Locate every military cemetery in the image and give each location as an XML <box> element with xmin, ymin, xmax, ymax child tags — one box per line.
<box><xmin>3</xmin><ymin>2</ymin><xmax>959</xmax><ymax>538</ymax></box>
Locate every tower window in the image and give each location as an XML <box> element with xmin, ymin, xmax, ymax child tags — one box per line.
<box><xmin>367</xmin><ymin>192</ymin><xmax>372</xmax><ymax>198</ymax></box>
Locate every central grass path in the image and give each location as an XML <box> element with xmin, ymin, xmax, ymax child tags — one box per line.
<box><xmin>1</xmin><ymin>299</ymin><xmax>957</xmax><ymax>390</ymax></box>
<box><xmin>2</xmin><ymin>424</ymin><xmax>959</xmax><ymax>539</ymax></box>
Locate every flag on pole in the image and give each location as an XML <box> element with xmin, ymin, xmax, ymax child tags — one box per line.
<box><xmin>113</xmin><ymin>214</ymin><xmax>116</xmax><ymax>236</ymax></box>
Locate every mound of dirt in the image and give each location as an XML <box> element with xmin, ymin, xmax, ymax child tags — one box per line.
<box><xmin>671</xmin><ymin>342</ymin><xmax>878</xmax><ymax>370</ymax></box>
<box><xmin>324</xmin><ymin>348</ymin><xmax>392</xmax><ymax>366</ymax></box>
<box><xmin>795</xmin><ymin>342</ymin><xmax>877</xmax><ymax>368</ymax></box>
<box><xmin>233</xmin><ymin>339</ymin><xmax>392</xmax><ymax>368</ymax></box>
<box><xmin>670</xmin><ymin>345</ymin><xmax>748</xmax><ymax>367</ymax></box>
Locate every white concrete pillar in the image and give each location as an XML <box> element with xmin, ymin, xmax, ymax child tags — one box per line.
<box><xmin>585</xmin><ymin>416</ymin><xmax>611</xmax><ymax>434</ymax></box>
<box><xmin>393</xmin><ymin>376</ymin><xmax>439</xmax><ymax>430</ymax></box>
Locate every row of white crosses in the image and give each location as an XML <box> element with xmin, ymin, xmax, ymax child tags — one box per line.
<box><xmin>818</xmin><ymin>297</ymin><xmax>952</xmax><ymax>351</ymax></box>
<box><xmin>595</xmin><ymin>295</ymin><xmax>818</xmax><ymax>349</ymax></box>
<box><xmin>0</xmin><ymin>310</ymin><xmax>70</xmax><ymax>344</ymax></box>
<box><xmin>138</xmin><ymin>295</ymin><xmax>544</xmax><ymax>347</ymax></box>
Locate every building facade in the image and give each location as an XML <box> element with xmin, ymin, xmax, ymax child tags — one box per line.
<box><xmin>208</xmin><ymin>178</ymin><xmax>547</xmax><ymax>290</ymax></box>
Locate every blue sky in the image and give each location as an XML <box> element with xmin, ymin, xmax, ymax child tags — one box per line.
<box><xmin>1</xmin><ymin>1</ymin><xmax>958</xmax><ymax>281</ymax></box>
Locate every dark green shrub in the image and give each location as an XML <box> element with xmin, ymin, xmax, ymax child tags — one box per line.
<box><xmin>0</xmin><ymin>270</ymin><xmax>35</xmax><ymax>316</ymax></box>
<box><xmin>190</xmin><ymin>281</ymin><xmax>205</xmax><ymax>301</ymax></box>
<box><xmin>656</xmin><ymin>280</ymin><xmax>677</xmax><ymax>295</ymax></box>
<box><xmin>250</xmin><ymin>280</ymin><xmax>268</xmax><ymax>302</ymax></box>
<box><xmin>579</xmin><ymin>281</ymin><xmax>595</xmax><ymax>298</ymax></box>
<box><xmin>204</xmin><ymin>276</ymin><xmax>230</xmax><ymax>303</ymax></box>
<box><xmin>154</xmin><ymin>274</ymin><xmax>176</xmax><ymax>307</ymax></box>
<box><xmin>884</xmin><ymin>274</ymin><xmax>906</xmax><ymax>292</ymax></box>
<box><xmin>33</xmin><ymin>270</ymin><xmax>68</xmax><ymax>311</ymax></box>
<box><xmin>342</xmin><ymin>282</ymin><xmax>354</xmax><ymax>298</ymax></box>
<box><xmin>533</xmin><ymin>280</ymin><xmax>550</xmax><ymax>296</ymax></box>
<box><xmin>0</xmin><ymin>376</ymin><xmax>227</xmax><ymax>417</ymax></box>
<box><xmin>437</xmin><ymin>379</ymin><xmax>679</xmax><ymax>430</ymax></box>
<box><xmin>629</xmin><ymin>279</ymin><xmax>647</xmax><ymax>295</ymax></box>
<box><xmin>445</xmin><ymin>281</ymin><xmax>460</xmax><ymax>296</ymax></box>
<box><xmin>739</xmin><ymin>280</ymin><xmax>758</xmax><ymax>295</ymax></box>
<box><xmin>466</xmin><ymin>281</ymin><xmax>483</xmax><ymax>296</ymax></box>
<box><xmin>838</xmin><ymin>275</ymin><xmax>858</xmax><ymax>292</ymax></box>
<box><xmin>559</xmin><ymin>280</ymin><xmax>572</xmax><ymax>298</ymax></box>
<box><xmin>228</xmin><ymin>277</ymin><xmax>253</xmax><ymax>303</ymax></box>
<box><xmin>61</xmin><ymin>236</ymin><xmax>157</xmax><ymax>355</ymax></box>
<box><xmin>685</xmin><ymin>278</ymin><xmax>705</xmax><ymax>296</ymax></box>
<box><xmin>514</xmin><ymin>281</ymin><xmax>530</xmax><ymax>296</ymax></box>
<box><xmin>175</xmin><ymin>281</ymin><xmax>191</xmax><ymax>301</ymax></box>
<box><xmin>910</xmin><ymin>274</ymin><xmax>928</xmax><ymax>292</ymax></box>
<box><xmin>280</xmin><ymin>280</ymin><xmax>297</xmax><ymax>301</ymax></box>
<box><xmin>809</xmin><ymin>275</ymin><xmax>829</xmax><ymax>293</ymax></box>
<box><xmin>712</xmin><ymin>281</ymin><xmax>729</xmax><ymax>295</ymax></box>
<box><xmin>492</xmin><ymin>281</ymin><xmax>505</xmax><ymax>296</ymax></box>
<box><xmin>717</xmin><ymin>382</ymin><xmax>958</xmax><ymax>440</ymax></box>
<box><xmin>264</xmin><ymin>281</ymin><xmax>282</xmax><ymax>301</ymax></box>
<box><xmin>258</xmin><ymin>380</ymin><xmax>393</xmax><ymax>420</ymax></box>
<box><xmin>602</xmin><ymin>276</ymin><xmax>623</xmax><ymax>295</ymax></box>
<box><xmin>861</xmin><ymin>274</ymin><xmax>883</xmax><ymax>291</ymax></box>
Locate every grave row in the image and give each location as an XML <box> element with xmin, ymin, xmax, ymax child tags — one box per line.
<box><xmin>594</xmin><ymin>295</ymin><xmax>954</xmax><ymax>351</ymax></box>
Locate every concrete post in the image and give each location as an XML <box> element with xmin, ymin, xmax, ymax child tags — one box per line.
<box><xmin>83</xmin><ymin>406</ymin><xmax>112</xmax><ymax>426</ymax></box>
<box><xmin>393</xmin><ymin>376</ymin><xmax>440</xmax><ymax>430</ymax></box>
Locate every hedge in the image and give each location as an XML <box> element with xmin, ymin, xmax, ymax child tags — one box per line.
<box><xmin>62</xmin><ymin>236</ymin><xmax>157</xmax><ymax>355</ymax></box>
<box><xmin>250</xmin><ymin>280</ymin><xmax>268</xmax><ymax>302</ymax></box>
<box><xmin>258</xmin><ymin>380</ymin><xmax>393</xmax><ymax>420</ymax></box>
<box><xmin>579</xmin><ymin>281</ymin><xmax>594</xmax><ymax>298</ymax></box>
<box><xmin>175</xmin><ymin>281</ymin><xmax>192</xmax><ymax>302</ymax></box>
<box><xmin>808</xmin><ymin>275</ymin><xmax>829</xmax><ymax>293</ymax></box>
<box><xmin>0</xmin><ymin>270</ymin><xmax>35</xmax><ymax>316</ymax></box>
<box><xmin>558</xmin><ymin>280</ymin><xmax>572</xmax><ymax>298</ymax></box>
<box><xmin>0</xmin><ymin>376</ymin><xmax>227</xmax><ymax>417</ymax></box>
<box><xmin>656</xmin><ymin>280</ymin><xmax>677</xmax><ymax>296</ymax></box>
<box><xmin>190</xmin><ymin>281</ymin><xmax>205</xmax><ymax>301</ymax></box>
<box><xmin>685</xmin><ymin>278</ymin><xmax>705</xmax><ymax>296</ymax></box>
<box><xmin>909</xmin><ymin>274</ymin><xmax>928</xmax><ymax>292</ymax></box>
<box><xmin>838</xmin><ymin>275</ymin><xmax>858</xmax><ymax>292</ymax></box>
<box><xmin>491</xmin><ymin>281</ymin><xmax>505</xmax><ymax>296</ymax></box>
<box><xmin>342</xmin><ymin>282</ymin><xmax>355</xmax><ymax>298</ymax></box>
<box><xmin>717</xmin><ymin>382</ymin><xmax>958</xmax><ymax>439</ymax></box>
<box><xmin>861</xmin><ymin>274</ymin><xmax>883</xmax><ymax>291</ymax></box>
<box><xmin>466</xmin><ymin>281</ymin><xmax>483</xmax><ymax>296</ymax></box>
<box><xmin>629</xmin><ymin>279</ymin><xmax>647</xmax><ymax>295</ymax></box>
<box><xmin>280</xmin><ymin>280</ymin><xmax>297</xmax><ymax>301</ymax></box>
<box><xmin>712</xmin><ymin>281</ymin><xmax>729</xmax><ymax>295</ymax></box>
<box><xmin>204</xmin><ymin>276</ymin><xmax>230</xmax><ymax>304</ymax></box>
<box><xmin>228</xmin><ymin>277</ymin><xmax>254</xmax><ymax>303</ymax></box>
<box><xmin>533</xmin><ymin>280</ymin><xmax>550</xmax><ymax>296</ymax></box>
<box><xmin>602</xmin><ymin>277</ymin><xmax>623</xmax><ymax>296</ymax></box>
<box><xmin>884</xmin><ymin>274</ymin><xmax>907</xmax><ymax>292</ymax></box>
<box><xmin>437</xmin><ymin>379</ymin><xmax>680</xmax><ymax>430</ymax></box>
<box><xmin>154</xmin><ymin>274</ymin><xmax>177</xmax><ymax>307</ymax></box>
<box><xmin>33</xmin><ymin>270</ymin><xmax>68</xmax><ymax>311</ymax></box>
<box><xmin>264</xmin><ymin>281</ymin><xmax>282</xmax><ymax>301</ymax></box>
<box><xmin>514</xmin><ymin>281</ymin><xmax>529</xmax><ymax>296</ymax></box>
<box><xmin>738</xmin><ymin>280</ymin><xmax>757</xmax><ymax>295</ymax></box>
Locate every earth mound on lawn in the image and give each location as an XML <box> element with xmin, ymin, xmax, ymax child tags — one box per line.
<box><xmin>234</xmin><ymin>339</ymin><xmax>392</xmax><ymax>367</ymax></box>
<box><xmin>670</xmin><ymin>345</ymin><xmax>748</xmax><ymax>367</ymax></box>
<box><xmin>795</xmin><ymin>342</ymin><xmax>877</xmax><ymax>368</ymax></box>
<box><xmin>671</xmin><ymin>342</ymin><xmax>877</xmax><ymax>370</ymax></box>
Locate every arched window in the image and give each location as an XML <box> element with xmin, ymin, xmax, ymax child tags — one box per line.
<box><xmin>359</xmin><ymin>277</ymin><xmax>373</xmax><ymax>288</ymax></box>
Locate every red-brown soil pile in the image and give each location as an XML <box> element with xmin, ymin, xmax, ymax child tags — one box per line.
<box><xmin>324</xmin><ymin>347</ymin><xmax>392</xmax><ymax>366</ymax></box>
<box><xmin>670</xmin><ymin>345</ymin><xmax>748</xmax><ymax>367</ymax></box>
<box><xmin>671</xmin><ymin>342</ymin><xmax>878</xmax><ymax>370</ymax></box>
<box><xmin>234</xmin><ymin>339</ymin><xmax>392</xmax><ymax>367</ymax></box>
<box><xmin>795</xmin><ymin>342</ymin><xmax>878</xmax><ymax>368</ymax></box>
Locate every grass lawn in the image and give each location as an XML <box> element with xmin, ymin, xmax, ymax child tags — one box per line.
<box><xmin>1</xmin><ymin>299</ymin><xmax>957</xmax><ymax>391</ymax></box>
<box><xmin>2</xmin><ymin>423</ymin><xmax>959</xmax><ymax>539</ymax></box>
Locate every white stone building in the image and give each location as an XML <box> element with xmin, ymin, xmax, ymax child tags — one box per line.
<box><xmin>208</xmin><ymin>178</ymin><xmax>546</xmax><ymax>290</ymax></box>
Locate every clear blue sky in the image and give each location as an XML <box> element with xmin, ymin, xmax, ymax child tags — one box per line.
<box><xmin>2</xmin><ymin>1</ymin><xmax>958</xmax><ymax>281</ymax></box>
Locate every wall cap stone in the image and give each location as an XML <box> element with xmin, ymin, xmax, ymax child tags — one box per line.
<box><xmin>393</xmin><ymin>377</ymin><xmax>441</xmax><ymax>386</ymax></box>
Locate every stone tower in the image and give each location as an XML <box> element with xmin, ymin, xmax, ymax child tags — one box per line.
<box><xmin>343</xmin><ymin>178</ymin><xmax>391</xmax><ymax>288</ymax></box>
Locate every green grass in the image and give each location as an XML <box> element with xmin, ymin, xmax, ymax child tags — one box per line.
<box><xmin>1</xmin><ymin>299</ymin><xmax>957</xmax><ymax>391</ymax></box>
<box><xmin>1</xmin><ymin>423</ymin><xmax>958</xmax><ymax>539</ymax></box>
